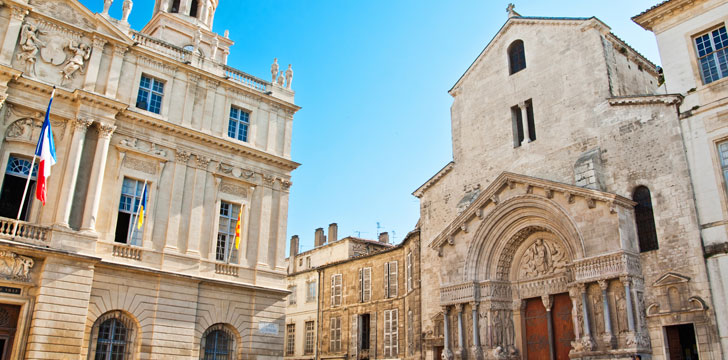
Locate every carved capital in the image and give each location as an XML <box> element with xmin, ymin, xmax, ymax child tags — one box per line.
<box><xmin>113</xmin><ymin>45</ymin><xmax>128</xmax><ymax>57</ymax></box>
<box><xmin>279</xmin><ymin>179</ymin><xmax>292</xmax><ymax>190</ymax></box>
<box><xmin>456</xmin><ymin>303</ymin><xmax>464</xmax><ymax>313</ymax></box>
<box><xmin>541</xmin><ymin>295</ymin><xmax>553</xmax><ymax>311</ymax></box>
<box><xmin>11</xmin><ymin>6</ymin><xmax>29</xmax><ymax>21</ymax></box>
<box><xmin>74</xmin><ymin>117</ymin><xmax>94</xmax><ymax>131</ymax></box>
<box><xmin>175</xmin><ymin>150</ymin><xmax>191</xmax><ymax>163</ymax></box>
<box><xmin>98</xmin><ymin>124</ymin><xmax>116</xmax><ymax>138</ymax></box>
<box><xmin>0</xmin><ymin>94</ymin><xmax>7</xmax><ymax>108</ymax></box>
<box><xmin>262</xmin><ymin>174</ymin><xmax>275</xmax><ymax>186</ymax></box>
<box><xmin>92</xmin><ymin>36</ymin><xmax>107</xmax><ymax>49</ymax></box>
<box><xmin>620</xmin><ymin>276</ymin><xmax>632</xmax><ymax>287</ymax></box>
<box><xmin>195</xmin><ymin>155</ymin><xmax>210</xmax><ymax>169</ymax></box>
<box><xmin>598</xmin><ymin>279</ymin><xmax>609</xmax><ymax>291</ymax></box>
<box><xmin>469</xmin><ymin>301</ymin><xmax>479</xmax><ymax>308</ymax></box>
<box><xmin>441</xmin><ymin>305</ymin><xmax>450</xmax><ymax>315</ymax></box>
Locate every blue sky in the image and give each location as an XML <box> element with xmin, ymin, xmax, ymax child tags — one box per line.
<box><xmin>80</xmin><ymin>0</ymin><xmax>664</xmax><ymax>253</ymax></box>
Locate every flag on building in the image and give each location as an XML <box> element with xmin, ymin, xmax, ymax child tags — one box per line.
<box><xmin>136</xmin><ymin>182</ymin><xmax>147</xmax><ymax>229</ymax></box>
<box><xmin>34</xmin><ymin>89</ymin><xmax>56</xmax><ymax>205</ymax></box>
<box><xmin>235</xmin><ymin>205</ymin><xmax>243</xmax><ymax>249</ymax></box>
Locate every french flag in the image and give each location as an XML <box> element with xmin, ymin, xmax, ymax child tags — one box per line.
<box><xmin>34</xmin><ymin>89</ymin><xmax>56</xmax><ymax>205</ymax></box>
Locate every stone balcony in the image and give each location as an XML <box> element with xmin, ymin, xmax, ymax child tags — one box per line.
<box><xmin>0</xmin><ymin>216</ymin><xmax>50</xmax><ymax>246</ymax></box>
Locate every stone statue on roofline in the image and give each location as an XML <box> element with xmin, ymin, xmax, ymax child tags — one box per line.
<box><xmin>285</xmin><ymin>64</ymin><xmax>293</xmax><ymax>89</ymax></box>
<box><xmin>277</xmin><ymin>71</ymin><xmax>285</xmax><ymax>86</ymax></box>
<box><xmin>102</xmin><ymin>0</ymin><xmax>113</xmax><ymax>15</ymax></box>
<box><xmin>271</xmin><ymin>58</ymin><xmax>279</xmax><ymax>83</ymax></box>
<box><xmin>122</xmin><ymin>0</ymin><xmax>133</xmax><ymax>23</ymax></box>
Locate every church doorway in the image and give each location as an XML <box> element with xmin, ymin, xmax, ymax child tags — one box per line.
<box><xmin>665</xmin><ymin>324</ymin><xmax>699</xmax><ymax>360</ymax></box>
<box><xmin>524</xmin><ymin>293</ymin><xmax>574</xmax><ymax>360</ymax></box>
<box><xmin>0</xmin><ymin>304</ymin><xmax>20</xmax><ymax>360</ymax></box>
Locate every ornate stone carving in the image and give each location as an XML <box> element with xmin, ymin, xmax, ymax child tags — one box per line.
<box><xmin>92</xmin><ymin>36</ymin><xmax>107</xmax><ymax>50</ymax></box>
<box><xmin>17</xmin><ymin>22</ymin><xmax>45</xmax><ymax>75</ymax></box>
<box><xmin>5</xmin><ymin>117</ymin><xmax>65</xmax><ymax>142</ymax></box>
<box><xmin>271</xmin><ymin>58</ymin><xmax>279</xmax><ymax>83</ymax></box>
<box><xmin>491</xmin><ymin>309</ymin><xmax>516</xmax><ymax>355</ymax></box>
<box><xmin>262</xmin><ymin>174</ymin><xmax>275</xmax><ymax>186</ymax></box>
<box><xmin>98</xmin><ymin>124</ymin><xmax>116</xmax><ymax>138</ymax></box>
<box><xmin>496</xmin><ymin>226</ymin><xmax>544</xmax><ymax>280</ymax></box>
<box><xmin>195</xmin><ymin>155</ymin><xmax>210</xmax><ymax>169</ymax></box>
<box><xmin>0</xmin><ymin>251</ymin><xmax>34</xmax><ymax>281</ymax></box>
<box><xmin>11</xmin><ymin>6</ymin><xmax>29</xmax><ymax>21</ymax></box>
<box><xmin>60</xmin><ymin>40</ymin><xmax>91</xmax><ymax>82</ymax></box>
<box><xmin>121</xmin><ymin>0</ymin><xmax>133</xmax><ymax>23</ymax></box>
<box><xmin>74</xmin><ymin>117</ymin><xmax>93</xmax><ymax>130</ymax></box>
<box><xmin>5</xmin><ymin>118</ymin><xmax>34</xmax><ymax>139</ymax></box>
<box><xmin>29</xmin><ymin>0</ymin><xmax>94</xmax><ymax>28</ymax></box>
<box><xmin>175</xmin><ymin>150</ymin><xmax>191</xmax><ymax>163</ymax></box>
<box><xmin>518</xmin><ymin>238</ymin><xmax>568</xmax><ymax>279</ymax></box>
<box><xmin>220</xmin><ymin>181</ymin><xmax>247</xmax><ymax>197</ymax></box>
<box><xmin>279</xmin><ymin>179</ymin><xmax>292</xmax><ymax>190</ymax></box>
<box><xmin>123</xmin><ymin>156</ymin><xmax>157</xmax><ymax>175</ymax></box>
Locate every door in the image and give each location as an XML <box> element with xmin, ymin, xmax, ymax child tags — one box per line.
<box><xmin>0</xmin><ymin>304</ymin><xmax>20</xmax><ymax>360</ymax></box>
<box><xmin>525</xmin><ymin>297</ymin><xmax>550</xmax><ymax>360</ymax></box>
<box><xmin>666</xmin><ymin>324</ymin><xmax>699</xmax><ymax>360</ymax></box>
<box><xmin>552</xmin><ymin>293</ymin><xmax>575</xmax><ymax>360</ymax></box>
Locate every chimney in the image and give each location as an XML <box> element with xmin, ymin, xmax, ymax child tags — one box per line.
<box><xmin>328</xmin><ymin>223</ymin><xmax>338</xmax><ymax>243</ymax></box>
<box><xmin>290</xmin><ymin>235</ymin><xmax>299</xmax><ymax>257</ymax></box>
<box><xmin>315</xmin><ymin>228</ymin><xmax>327</xmax><ymax>247</ymax></box>
<box><xmin>379</xmin><ymin>232</ymin><xmax>389</xmax><ymax>244</ymax></box>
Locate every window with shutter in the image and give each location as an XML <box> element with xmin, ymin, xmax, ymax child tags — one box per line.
<box><xmin>406</xmin><ymin>252</ymin><xmax>413</xmax><ymax>293</ymax></box>
<box><xmin>362</xmin><ymin>268</ymin><xmax>371</xmax><ymax>302</ymax></box>
<box><xmin>389</xmin><ymin>261</ymin><xmax>398</xmax><ymax>298</ymax></box>
<box><xmin>383</xmin><ymin>309</ymin><xmax>399</xmax><ymax>357</ymax></box>
<box><xmin>384</xmin><ymin>262</ymin><xmax>390</xmax><ymax>298</ymax></box>
<box><xmin>331</xmin><ymin>274</ymin><xmax>342</xmax><ymax>306</ymax></box>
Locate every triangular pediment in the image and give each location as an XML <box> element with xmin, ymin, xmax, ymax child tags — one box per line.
<box><xmin>27</xmin><ymin>0</ymin><xmax>132</xmax><ymax>44</ymax></box>
<box><xmin>429</xmin><ymin>171</ymin><xmax>635</xmax><ymax>249</ymax></box>
<box><xmin>653</xmin><ymin>272</ymin><xmax>690</xmax><ymax>287</ymax></box>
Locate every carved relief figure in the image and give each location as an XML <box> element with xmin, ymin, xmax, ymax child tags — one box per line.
<box><xmin>615</xmin><ymin>283</ymin><xmax>629</xmax><ymax>333</ymax></box>
<box><xmin>285</xmin><ymin>64</ymin><xmax>293</xmax><ymax>89</ymax></box>
<box><xmin>17</xmin><ymin>23</ymin><xmax>45</xmax><ymax>75</ymax></box>
<box><xmin>271</xmin><ymin>58</ymin><xmax>279</xmax><ymax>83</ymax></box>
<box><xmin>588</xmin><ymin>285</ymin><xmax>604</xmax><ymax>336</ymax></box>
<box><xmin>0</xmin><ymin>251</ymin><xmax>34</xmax><ymax>280</ymax></box>
<box><xmin>61</xmin><ymin>40</ymin><xmax>91</xmax><ymax>81</ymax></box>
<box><xmin>519</xmin><ymin>238</ymin><xmax>568</xmax><ymax>278</ymax></box>
<box><xmin>122</xmin><ymin>0</ymin><xmax>133</xmax><ymax>22</ymax></box>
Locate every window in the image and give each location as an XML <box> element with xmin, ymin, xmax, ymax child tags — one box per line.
<box><xmin>306</xmin><ymin>256</ymin><xmax>311</xmax><ymax>268</ymax></box>
<box><xmin>170</xmin><ymin>0</ymin><xmax>180</xmax><ymax>12</ymax></box>
<box><xmin>190</xmin><ymin>0</ymin><xmax>199</xmax><ymax>17</ymax></box>
<box><xmin>228</xmin><ymin>107</ymin><xmax>250</xmax><ymax>142</ymax></box>
<box><xmin>330</xmin><ymin>316</ymin><xmax>341</xmax><ymax>352</ymax></box>
<box><xmin>304</xmin><ymin>321</ymin><xmax>315</xmax><ymax>354</ymax></box>
<box><xmin>217</xmin><ymin>201</ymin><xmax>241</xmax><ymax>262</ymax></box>
<box><xmin>718</xmin><ymin>141</ymin><xmax>728</xmax><ymax>195</ymax></box>
<box><xmin>508</xmin><ymin>40</ymin><xmax>526</xmax><ymax>74</ymax></box>
<box><xmin>359</xmin><ymin>267</ymin><xmax>371</xmax><ymax>302</ymax></box>
<box><xmin>331</xmin><ymin>274</ymin><xmax>342</xmax><ymax>306</ymax></box>
<box><xmin>633</xmin><ymin>186</ymin><xmax>658</xmax><ymax>252</ymax></box>
<box><xmin>306</xmin><ymin>281</ymin><xmax>317</xmax><ymax>302</ymax></box>
<box><xmin>136</xmin><ymin>75</ymin><xmax>164</xmax><ymax>114</ymax></box>
<box><xmin>511</xmin><ymin>100</ymin><xmax>535</xmax><ymax>147</ymax></box>
<box><xmin>695</xmin><ymin>26</ymin><xmax>728</xmax><ymax>84</ymax></box>
<box><xmin>288</xmin><ymin>285</ymin><xmax>297</xmax><ymax>305</ymax></box>
<box><xmin>201</xmin><ymin>324</ymin><xmax>236</xmax><ymax>360</ymax></box>
<box><xmin>114</xmin><ymin>178</ymin><xmax>147</xmax><ymax>245</ymax></box>
<box><xmin>406</xmin><ymin>252</ymin><xmax>413</xmax><ymax>293</ymax></box>
<box><xmin>383</xmin><ymin>309</ymin><xmax>399</xmax><ymax>358</ymax></box>
<box><xmin>384</xmin><ymin>261</ymin><xmax>398</xmax><ymax>298</ymax></box>
<box><xmin>89</xmin><ymin>311</ymin><xmax>136</xmax><ymax>360</ymax></box>
<box><xmin>0</xmin><ymin>156</ymin><xmax>37</xmax><ymax>220</ymax></box>
<box><xmin>286</xmin><ymin>323</ymin><xmax>295</xmax><ymax>356</ymax></box>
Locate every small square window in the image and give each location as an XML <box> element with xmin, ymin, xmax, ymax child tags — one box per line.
<box><xmin>136</xmin><ymin>75</ymin><xmax>164</xmax><ymax>114</ymax></box>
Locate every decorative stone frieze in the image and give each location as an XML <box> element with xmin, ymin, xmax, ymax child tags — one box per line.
<box><xmin>123</xmin><ymin>156</ymin><xmax>157</xmax><ymax>175</ymax></box>
<box><xmin>572</xmin><ymin>251</ymin><xmax>642</xmax><ymax>283</ymax></box>
<box><xmin>0</xmin><ymin>251</ymin><xmax>33</xmax><ymax>282</ymax></box>
<box><xmin>219</xmin><ymin>181</ymin><xmax>247</xmax><ymax>197</ymax></box>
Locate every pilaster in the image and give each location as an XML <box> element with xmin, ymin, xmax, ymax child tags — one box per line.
<box><xmin>55</xmin><ymin>117</ymin><xmax>93</xmax><ymax>227</ymax></box>
<box><xmin>80</xmin><ymin>123</ymin><xmax>116</xmax><ymax>232</ymax></box>
<box><xmin>0</xmin><ymin>5</ymin><xmax>29</xmax><ymax>65</ymax></box>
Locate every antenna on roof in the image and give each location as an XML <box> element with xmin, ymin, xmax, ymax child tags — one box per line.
<box><xmin>354</xmin><ymin>230</ymin><xmax>368</xmax><ymax>238</ymax></box>
<box><xmin>376</xmin><ymin>222</ymin><xmax>383</xmax><ymax>237</ymax></box>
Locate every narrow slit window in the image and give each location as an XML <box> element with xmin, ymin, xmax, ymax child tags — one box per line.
<box><xmin>633</xmin><ymin>186</ymin><xmax>658</xmax><ymax>252</ymax></box>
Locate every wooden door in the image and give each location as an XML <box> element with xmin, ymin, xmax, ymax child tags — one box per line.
<box><xmin>552</xmin><ymin>294</ymin><xmax>575</xmax><ymax>360</ymax></box>
<box><xmin>525</xmin><ymin>298</ymin><xmax>549</xmax><ymax>360</ymax></box>
<box><xmin>0</xmin><ymin>304</ymin><xmax>20</xmax><ymax>360</ymax></box>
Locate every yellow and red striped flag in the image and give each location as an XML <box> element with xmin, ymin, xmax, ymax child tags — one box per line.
<box><xmin>234</xmin><ymin>205</ymin><xmax>243</xmax><ymax>249</ymax></box>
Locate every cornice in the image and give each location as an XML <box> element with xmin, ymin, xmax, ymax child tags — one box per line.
<box><xmin>413</xmin><ymin>161</ymin><xmax>454</xmax><ymax>198</ymax></box>
<box><xmin>119</xmin><ymin>110</ymin><xmax>300</xmax><ymax>172</ymax></box>
<box><xmin>632</xmin><ymin>0</ymin><xmax>704</xmax><ymax>31</ymax></box>
<box><xmin>608</xmin><ymin>94</ymin><xmax>683</xmax><ymax>106</ymax></box>
<box><xmin>24</xmin><ymin>4</ymin><xmax>134</xmax><ymax>47</ymax></box>
<box><xmin>429</xmin><ymin>172</ymin><xmax>636</xmax><ymax>250</ymax></box>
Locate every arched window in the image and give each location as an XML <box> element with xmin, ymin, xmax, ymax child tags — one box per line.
<box><xmin>89</xmin><ymin>311</ymin><xmax>138</xmax><ymax>360</ymax></box>
<box><xmin>201</xmin><ymin>324</ymin><xmax>237</xmax><ymax>360</ymax></box>
<box><xmin>633</xmin><ymin>186</ymin><xmax>658</xmax><ymax>252</ymax></box>
<box><xmin>508</xmin><ymin>40</ymin><xmax>526</xmax><ymax>74</ymax></box>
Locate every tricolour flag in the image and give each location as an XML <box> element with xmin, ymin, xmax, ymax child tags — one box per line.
<box><xmin>136</xmin><ymin>182</ymin><xmax>147</xmax><ymax>229</ymax></box>
<box><xmin>34</xmin><ymin>89</ymin><xmax>56</xmax><ymax>205</ymax></box>
<box><xmin>234</xmin><ymin>205</ymin><xmax>243</xmax><ymax>250</ymax></box>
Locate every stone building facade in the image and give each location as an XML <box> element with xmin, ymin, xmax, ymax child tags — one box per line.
<box><xmin>415</xmin><ymin>6</ymin><xmax>722</xmax><ymax>360</ymax></box>
<box><xmin>317</xmin><ymin>230</ymin><xmax>421</xmax><ymax>360</ymax></box>
<box><xmin>0</xmin><ymin>0</ymin><xmax>298</xmax><ymax>358</ymax></box>
<box><xmin>633</xmin><ymin>0</ymin><xmax>728</xmax><ymax>356</ymax></box>
<box><xmin>284</xmin><ymin>224</ymin><xmax>392</xmax><ymax>360</ymax></box>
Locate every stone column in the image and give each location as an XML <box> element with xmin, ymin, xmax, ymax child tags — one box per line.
<box><xmin>80</xmin><ymin>123</ymin><xmax>115</xmax><ymax>232</ymax></box>
<box><xmin>55</xmin><ymin>117</ymin><xmax>93</xmax><ymax>227</ymax></box>
<box><xmin>470</xmin><ymin>302</ymin><xmax>482</xmax><ymax>360</ymax></box>
<box><xmin>456</xmin><ymin>304</ymin><xmax>465</xmax><ymax>359</ymax></box>
<box><xmin>542</xmin><ymin>295</ymin><xmax>555</xmax><ymax>360</ymax></box>
<box><xmin>598</xmin><ymin>280</ymin><xmax>616</xmax><ymax>348</ymax></box>
<box><xmin>164</xmin><ymin>150</ymin><xmax>190</xmax><ymax>251</ymax></box>
<box><xmin>578</xmin><ymin>283</ymin><xmax>595</xmax><ymax>351</ymax></box>
<box><xmin>105</xmin><ymin>45</ymin><xmax>128</xmax><ymax>98</ymax></box>
<box><xmin>621</xmin><ymin>277</ymin><xmax>636</xmax><ymax>332</ymax></box>
<box><xmin>0</xmin><ymin>6</ymin><xmax>28</xmax><ymax>65</ymax></box>
<box><xmin>443</xmin><ymin>306</ymin><xmax>454</xmax><ymax>360</ymax></box>
<box><xmin>185</xmin><ymin>156</ymin><xmax>209</xmax><ymax>256</ymax></box>
<box><xmin>519</xmin><ymin>101</ymin><xmax>530</xmax><ymax>143</ymax></box>
<box><xmin>84</xmin><ymin>37</ymin><xmax>107</xmax><ymax>91</ymax></box>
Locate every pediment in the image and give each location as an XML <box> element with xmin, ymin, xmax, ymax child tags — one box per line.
<box><xmin>28</xmin><ymin>0</ymin><xmax>132</xmax><ymax>43</ymax></box>
<box><xmin>429</xmin><ymin>171</ymin><xmax>635</xmax><ymax>250</ymax></box>
<box><xmin>652</xmin><ymin>272</ymin><xmax>690</xmax><ymax>287</ymax></box>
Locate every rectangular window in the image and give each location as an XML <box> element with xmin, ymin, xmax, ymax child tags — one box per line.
<box><xmin>695</xmin><ymin>26</ymin><xmax>728</xmax><ymax>84</ymax></box>
<box><xmin>359</xmin><ymin>267</ymin><xmax>371</xmax><ymax>302</ymax></box>
<box><xmin>288</xmin><ymin>285</ymin><xmax>297</xmax><ymax>305</ymax></box>
<box><xmin>304</xmin><ymin>321</ymin><xmax>315</xmax><ymax>354</ymax></box>
<box><xmin>306</xmin><ymin>281</ymin><xmax>317</xmax><ymax>302</ymax></box>
<box><xmin>136</xmin><ymin>75</ymin><xmax>164</xmax><ymax>114</ymax></box>
<box><xmin>114</xmin><ymin>178</ymin><xmax>147</xmax><ymax>245</ymax></box>
<box><xmin>0</xmin><ymin>156</ymin><xmax>37</xmax><ymax>220</ymax></box>
<box><xmin>511</xmin><ymin>105</ymin><xmax>524</xmax><ymax>147</ymax></box>
<box><xmin>525</xmin><ymin>99</ymin><xmax>536</xmax><ymax>142</ymax></box>
<box><xmin>228</xmin><ymin>107</ymin><xmax>250</xmax><ymax>142</ymax></box>
<box><xmin>718</xmin><ymin>141</ymin><xmax>728</xmax><ymax>196</ymax></box>
<box><xmin>306</xmin><ymin>256</ymin><xmax>311</xmax><ymax>268</ymax></box>
<box><xmin>384</xmin><ymin>261</ymin><xmax>398</xmax><ymax>298</ymax></box>
<box><xmin>331</xmin><ymin>274</ymin><xmax>342</xmax><ymax>306</ymax></box>
<box><xmin>330</xmin><ymin>316</ymin><xmax>341</xmax><ymax>352</ymax></box>
<box><xmin>383</xmin><ymin>309</ymin><xmax>399</xmax><ymax>358</ymax></box>
<box><xmin>217</xmin><ymin>201</ymin><xmax>241</xmax><ymax>262</ymax></box>
<box><xmin>406</xmin><ymin>252</ymin><xmax>413</xmax><ymax>293</ymax></box>
<box><xmin>286</xmin><ymin>323</ymin><xmax>295</xmax><ymax>356</ymax></box>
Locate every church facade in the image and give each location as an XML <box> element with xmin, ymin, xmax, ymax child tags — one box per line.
<box><xmin>416</xmin><ymin>7</ymin><xmax>723</xmax><ymax>360</ymax></box>
<box><xmin>0</xmin><ymin>0</ymin><xmax>297</xmax><ymax>358</ymax></box>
